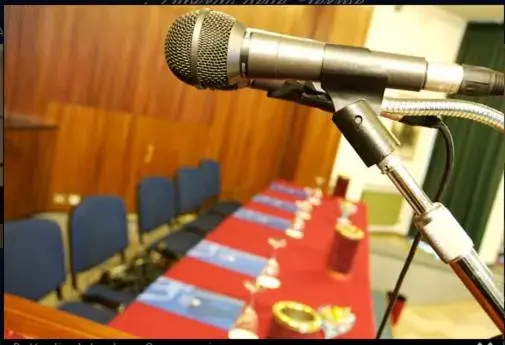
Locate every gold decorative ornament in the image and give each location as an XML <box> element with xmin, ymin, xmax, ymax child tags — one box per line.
<box><xmin>335</xmin><ymin>224</ymin><xmax>364</xmax><ymax>240</ymax></box>
<box><xmin>272</xmin><ymin>301</ymin><xmax>322</xmax><ymax>334</ymax></box>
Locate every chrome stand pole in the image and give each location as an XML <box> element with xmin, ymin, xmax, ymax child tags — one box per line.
<box><xmin>328</xmin><ymin>97</ymin><xmax>504</xmax><ymax>333</ymax></box>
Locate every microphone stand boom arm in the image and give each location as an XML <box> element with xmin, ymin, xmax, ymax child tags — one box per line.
<box><xmin>316</xmin><ymin>75</ymin><xmax>505</xmax><ymax>333</ymax></box>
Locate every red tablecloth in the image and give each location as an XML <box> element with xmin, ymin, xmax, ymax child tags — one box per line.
<box><xmin>110</xmin><ymin>181</ymin><xmax>374</xmax><ymax>339</ymax></box>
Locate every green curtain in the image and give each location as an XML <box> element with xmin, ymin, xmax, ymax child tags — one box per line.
<box><xmin>409</xmin><ymin>22</ymin><xmax>505</xmax><ymax>249</ymax></box>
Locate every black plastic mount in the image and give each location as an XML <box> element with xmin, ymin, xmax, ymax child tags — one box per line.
<box><xmin>266</xmin><ymin>80</ymin><xmax>333</xmax><ymax>113</ymax></box>
<box><xmin>320</xmin><ymin>73</ymin><xmax>400</xmax><ymax>168</ymax></box>
<box><xmin>260</xmin><ymin>73</ymin><xmax>401</xmax><ymax>167</ymax></box>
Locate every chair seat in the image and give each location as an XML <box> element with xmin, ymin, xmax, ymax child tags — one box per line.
<box><xmin>186</xmin><ymin>213</ymin><xmax>224</xmax><ymax>234</ymax></box>
<box><xmin>208</xmin><ymin>201</ymin><xmax>242</xmax><ymax>217</ymax></box>
<box><xmin>58</xmin><ymin>301</ymin><xmax>117</xmax><ymax>324</ymax></box>
<box><xmin>83</xmin><ymin>283</ymin><xmax>137</xmax><ymax>308</ymax></box>
<box><xmin>156</xmin><ymin>229</ymin><xmax>202</xmax><ymax>258</ymax></box>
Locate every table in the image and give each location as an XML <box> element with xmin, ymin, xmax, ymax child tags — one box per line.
<box><xmin>110</xmin><ymin>181</ymin><xmax>375</xmax><ymax>339</ymax></box>
<box><xmin>4</xmin><ymin>294</ymin><xmax>136</xmax><ymax>339</ymax></box>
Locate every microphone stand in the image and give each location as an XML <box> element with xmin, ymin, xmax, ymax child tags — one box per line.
<box><xmin>314</xmin><ymin>75</ymin><xmax>505</xmax><ymax>334</ymax></box>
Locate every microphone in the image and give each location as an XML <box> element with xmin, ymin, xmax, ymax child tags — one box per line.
<box><xmin>164</xmin><ymin>9</ymin><xmax>504</xmax><ymax>97</ymax></box>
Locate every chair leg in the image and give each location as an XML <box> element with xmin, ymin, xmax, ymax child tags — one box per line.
<box><xmin>56</xmin><ymin>286</ymin><xmax>63</xmax><ymax>301</ymax></box>
<box><xmin>120</xmin><ymin>251</ymin><xmax>126</xmax><ymax>263</ymax></box>
<box><xmin>71</xmin><ymin>275</ymin><xmax>79</xmax><ymax>291</ymax></box>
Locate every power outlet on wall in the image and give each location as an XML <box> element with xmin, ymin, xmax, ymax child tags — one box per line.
<box><xmin>52</xmin><ymin>194</ymin><xmax>66</xmax><ymax>205</ymax></box>
<box><xmin>68</xmin><ymin>194</ymin><xmax>81</xmax><ymax>206</ymax></box>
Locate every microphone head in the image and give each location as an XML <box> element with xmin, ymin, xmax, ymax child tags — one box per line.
<box><xmin>164</xmin><ymin>9</ymin><xmax>246</xmax><ymax>90</ymax></box>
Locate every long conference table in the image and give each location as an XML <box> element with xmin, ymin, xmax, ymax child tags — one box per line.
<box><xmin>110</xmin><ymin>180</ymin><xmax>376</xmax><ymax>339</ymax></box>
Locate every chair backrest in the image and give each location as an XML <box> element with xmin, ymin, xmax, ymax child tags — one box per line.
<box><xmin>69</xmin><ymin>196</ymin><xmax>129</xmax><ymax>274</ymax></box>
<box><xmin>4</xmin><ymin>219</ymin><xmax>66</xmax><ymax>301</ymax></box>
<box><xmin>175</xmin><ymin>167</ymin><xmax>205</xmax><ymax>214</ymax></box>
<box><xmin>200</xmin><ymin>159</ymin><xmax>221</xmax><ymax>200</ymax></box>
<box><xmin>137</xmin><ymin>176</ymin><xmax>177</xmax><ymax>236</ymax></box>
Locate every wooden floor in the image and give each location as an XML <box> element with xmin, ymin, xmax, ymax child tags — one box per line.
<box><xmin>394</xmin><ymin>299</ymin><xmax>500</xmax><ymax>339</ymax></box>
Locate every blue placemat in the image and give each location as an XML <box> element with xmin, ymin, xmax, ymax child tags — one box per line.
<box><xmin>252</xmin><ymin>194</ymin><xmax>299</xmax><ymax>213</ymax></box>
<box><xmin>233</xmin><ymin>208</ymin><xmax>291</xmax><ymax>231</ymax></box>
<box><xmin>188</xmin><ymin>240</ymin><xmax>268</xmax><ymax>277</ymax></box>
<box><xmin>269</xmin><ymin>183</ymin><xmax>308</xmax><ymax>198</ymax></box>
<box><xmin>138</xmin><ymin>277</ymin><xmax>244</xmax><ymax>331</ymax></box>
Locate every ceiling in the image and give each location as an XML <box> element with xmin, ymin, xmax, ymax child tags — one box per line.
<box><xmin>439</xmin><ymin>5</ymin><xmax>504</xmax><ymax>22</ymax></box>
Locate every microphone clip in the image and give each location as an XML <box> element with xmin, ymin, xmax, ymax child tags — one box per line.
<box><xmin>266</xmin><ymin>81</ymin><xmax>334</xmax><ymax>113</ymax></box>
<box><xmin>321</xmin><ymin>74</ymin><xmax>396</xmax><ymax>168</ymax></box>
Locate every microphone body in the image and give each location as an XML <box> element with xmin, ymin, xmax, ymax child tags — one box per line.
<box><xmin>244</xmin><ymin>30</ymin><xmax>429</xmax><ymax>92</ymax></box>
<box><xmin>164</xmin><ymin>9</ymin><xmax>504</xmax><ymax>96</ymax></box>
<box><xmin>244</xmin><ymin>30</ymin><xmax>503</xmax><ymax>96</ymax></box>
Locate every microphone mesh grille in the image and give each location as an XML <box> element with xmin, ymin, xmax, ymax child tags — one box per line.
<box><xmin>164</xmin><ymin>11</ymin><xmax>199</xmax><ymax>85</ymax></box>
<box><xmin>196</xmin><ymin>11</ymin><xmax>235</xmax><ymax>89</ymax></box>
<box><xmin>164</xmin><ymin>10</ymin><xmax>236</xmax><ymax>89</ymax></box>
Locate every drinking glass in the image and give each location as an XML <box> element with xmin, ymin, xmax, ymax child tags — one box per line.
<box><xmin>337</xmin><ymin>200</ymin><xmax>358</xmax><ymax>225</ymax></box>
<box><xmin>257</xmin><ymin>238</ymin><xmax>286</xmax><ymax>289</ymax></box>
<box><xmin>307</xmin><ymin>176</ymin><xmax>325</xmax><ymax>206</ymax></box>
<box><xmin>296</xmin><ymin>199</ymin><xmax>313</xmax><ymax>213</ymax></box>
<box><xmin>228</xmin><ymin>281</ymin><xmax>261</xmax><ymax>339</ymax></box>
<box><xmin>286</xmin><ymin>215</ymin><xmax>305</xmax><ymax>239</ymax></box>
<box><xmin>315</xmin><ymin>176</ymin><xmax>326</xmax><ymax>191</ymax></box>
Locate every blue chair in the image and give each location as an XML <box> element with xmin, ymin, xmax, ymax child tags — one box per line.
<box><xmin>68</xmin><ymin>196</ymin><xmax>137</xmax><ymax>310</ymax></box>
<box><xmin>200</xmin><ymin>159</ymin><xmax>242</xmax><ymax>216</ymax></box>
<box><xmin>4</xmin><ymin>219</ymin><xmax>117</xmax><ymax>324</ymax></box>
<box><xmin>175</xmin><ymin>167</ymin><xmax>225</xmax><ymax>235</ymax></box>
<box><xmin>137</xmin><ymin>176</ymin><xmax>177</xmax><ymax>247</ymax></box>
<box><xmin>137</xmin><ymin>176</ymin><xmax>202</xmax><ymax>259</ymax></box>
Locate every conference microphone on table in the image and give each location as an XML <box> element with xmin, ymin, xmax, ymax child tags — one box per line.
<box><xmin>164</xmin><ymin>9</ymin><xmax>504</xmax><ymax>97</ymax></box>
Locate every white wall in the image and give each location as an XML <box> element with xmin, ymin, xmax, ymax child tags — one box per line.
<box><xmin>330</xmin><ymin>5</ymin><xmax>505</xmax><ymax>264</ymax></box>
<box><xmin>330</xmin><ymin>5</ymin><xmax>467</xmax><ymax>235</ymax></box>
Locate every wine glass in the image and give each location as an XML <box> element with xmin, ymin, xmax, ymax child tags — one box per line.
<box><xmin>257</xmin><ymin>238</ymin><xmax>286</xmax><ymax>290</ymax></box>
<box><xmin>296</xmin><ymin>199</ymin><xmax>313</xmax><ymax>213</ymax></box>
<box><xmin>295</xmin><ymin>208</ymin><xmax>311</xmax><ymax>221</ymax></box>
<box><xmin>315</xmin><ymin>176</ymin><xmax>326</xmax><ymax>191</ymax></box>
<box><xmin>286</xmin><ymin>215</ymin><xmax>305</xmax><ymax>239</ymax></box>
<box><xmin>337</xmin><ymin>200</ymin><xmax>358</xmax><ymax>225</ymax></box>
<box><xmin>294</xmin><ymin>200</ymin><xmax>313</xmax><ymax>225</ymax></box>
<box><xmin>307</xmin><ymin>176</ymin><xmax>325</xmax><ymax>206</ymax></box>
<box><xmin>228</xmin><ymin>281</ymin><xmax>261</xmax><ymax>339</ymax></box>
<box><xmin>315</xmin><ymin>176</ymin><xmax>325</xmax><ymax>197</ymax></box>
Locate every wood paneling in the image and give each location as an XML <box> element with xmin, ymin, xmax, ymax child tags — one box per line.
<box><xmin>4</xmin><ymin>128</ymin><xmax>57</xmax><ymax>219</ymax></box>
<box><xmin>281</xmin><ymin>6</ymin><xmax>374</xmax><ymax>191</ymax></box>
<box><xmin>4</xmin><ymin>294</ymin><xmax>136</xmax><ymax>339</ymax></box>
<box><xmin>4</xmin><ymin>5</ymin><xmax>372</xmax><ymax>216</ymax></box>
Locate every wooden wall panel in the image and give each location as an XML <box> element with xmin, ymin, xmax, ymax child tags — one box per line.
<box><xmin>4</xmin><ymin>5</ymin><xmax>318</xmax><ymax>122</ymax></box>
<box><xmin>44</xmin><ymin>104</ymin><xmax>107</xmax><ymax>198</ymax></box>
<box><xmin>4</xmin><ymin>129</ymin><xmax>57</xmax><ymax>219</ymax></box>
<box><xmin>282</xmin><ymin>6</ymin><xmax>374</xmax><ymax>191</ymax></box>
<box><xmin>4</xmin><ymin>5</ymin><xmax>372</xmax><ymax>216</ymax></box>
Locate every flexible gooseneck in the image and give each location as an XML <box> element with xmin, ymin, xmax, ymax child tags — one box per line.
<box><xmin>381</xmin><ymin>97</ymin><xmax>504</xmax><ymax>133</ymax></box>
<box><xmin>251</xmin><ymin>79</ymin><xmax>505</xmax><ymax>132</ymax></box>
